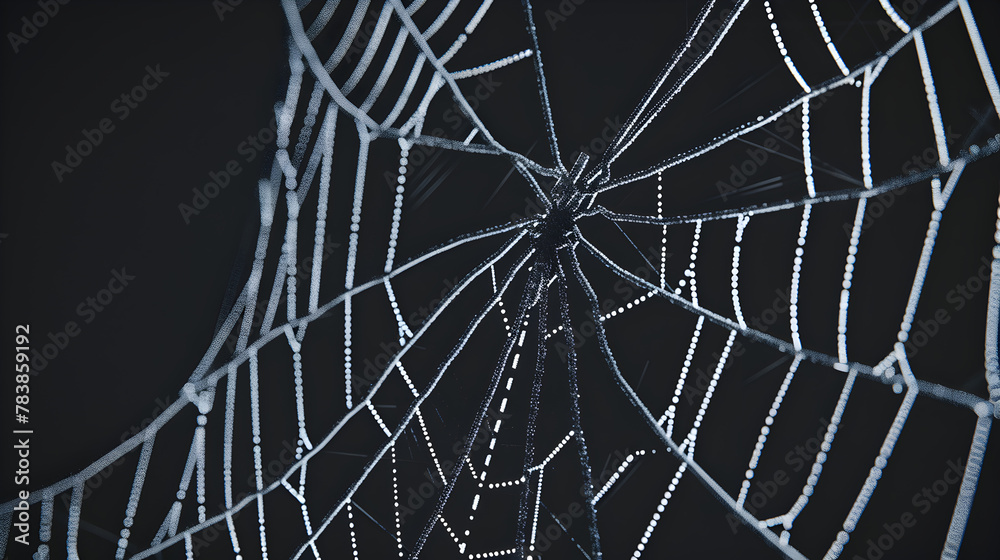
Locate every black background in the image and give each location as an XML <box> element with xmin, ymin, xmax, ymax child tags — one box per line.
<box><xmin>2</xmin><ymin>0</ymin><xmax>1000</xmax><ymax>559</ymax></box>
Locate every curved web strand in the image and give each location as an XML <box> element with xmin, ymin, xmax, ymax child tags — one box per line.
<box><xmin>592</xmin><ymin>0</ymin><xmax>967</xmax><ymax>194</ymax></box>
<box><xmin>3</xmin><ymin>2</ymin><xmax>1000</xmax><ymax>559</ymax></box>
<box><xmin>596</xmin><ymin>0</ymin><xmax>717</xmax><ymax>180</ymax></box>
<box><xmin>958</xmin><ymin>0</ymin><xmax>1000</xmax><ymax>120</ymax></box>
<box><xmin>807</xmin><ymin>0</ymin><xmax>849</xmax><ymax>76</ymax></box>
<box><xmin>763</xmin><ymin>1</ymin><xmax>811</xmax><ymax>93</ymax></box>
<box><xmin>0</xmin><ymin>203</ymin><xmax>537</xmax><ymax>557</ymax></box>
<box><xmin>941</xmin><ymin>405</ymin><xmax>993</xmax><ymax>559</ymax></box>
<box><xmin>878</xmin><ymin>0</ymin><xmax>912</xmax><ymax>34</ymax></box>
<box><xmin>514</xmin><ymin>268</ymin><xmax>551</xmax><ymax>555</ymax></box>
<box><xmin>408</xmin><ymin>253</ymin><xmax>542</xmax><ymax>559</ymax></box>
<box><xmin>385</xmin><ymin>0</ymin><xmax>545</xmax><ymax>170</ymax></box>
<box><xmin>295</xmin><ymin>246</ymin><xmax>537</xmax><ymax>560</ymax></box>
<box><xmin>987</xmin><ymin>195</ymin><xmax>1000</xmax><ymax>408</ymax></box>
<box><xmin>824</xmin><ymin>347</ymin><xmax>919</xmax><ymax>560</ymax></box>
<box><xmin>576</xmin><ymin>226</ymin><xmax>987</xmax><ymax>411</ymax></box>
<box><xmin>590</xmin><ymin>140</ymin><xmax>999</xmax><ymax>230</ymax></box>
<box><xmin>587</xmin><ymin>0</ymin><xmax>746</xmax><ymax>184</ymax></box>
<box><xmin>563</xmin><ymin>246</ymin><xmax>809</xmax><ymax>560</ymax></box>
<box><xmin>136</xmin><ymin>233</ymin><xmax>535</xmax><ymax>560</ymax></box>
<box><xmin>575</xmin><ymin>1</ymin><xmax>998</xmax><ymax>549</ymax></box>
<box><xmin>777</xmin><ymin>367</ymin><xmax>857</xmax><ymax>544</ymax></box>
<box><xmin>521</xmin><ymin>0</ymin><xmax>566</xmax><ymax>173</ymax></box>
<box><xmin>553</xmin><ymin>261</ymin><xmax>602</xmax><ymax>558</ymax></box>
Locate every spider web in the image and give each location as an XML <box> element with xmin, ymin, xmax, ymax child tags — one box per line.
<box><xmin>3</xmin><ymin>0</ymin><xmax>1000</xmax><ymax>559</ymax></box>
